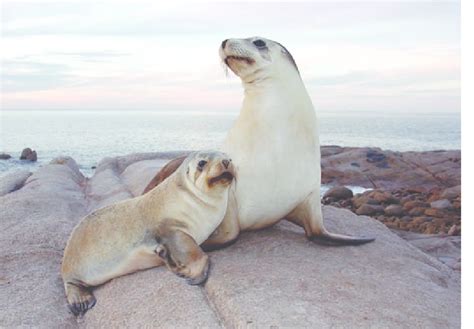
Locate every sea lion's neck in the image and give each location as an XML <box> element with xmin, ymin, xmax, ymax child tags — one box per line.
<box><xmin>241</xmin><ymin>73</ymin><xmax>312</xmax><ymax>118</ymax></box>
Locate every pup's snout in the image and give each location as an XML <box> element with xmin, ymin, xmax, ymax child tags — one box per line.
<box><xmin>222</xmin><ymin>159</ymin><xmax>231</xmax><ymax>169</ymax></box>
<box><xmin>221</xmin><ymin>39</ymin><xmax>228</xmax><ymax>50</ymax></box>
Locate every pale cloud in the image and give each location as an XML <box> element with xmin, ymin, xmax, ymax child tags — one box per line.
<box><xmin>0</xmin><ymin>1</ymin><xmax>460</xmax><ymax>113</ymax></box>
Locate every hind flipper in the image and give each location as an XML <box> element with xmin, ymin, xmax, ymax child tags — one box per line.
<box><xmin>65</xmin><ymin>282</ymin><xmax>97</xmax><ymax>316</ymax></box>
<box><xmin>286</xmin><ymin>190</ymin><xmax>375</xmax><ymax>246</ymax></box>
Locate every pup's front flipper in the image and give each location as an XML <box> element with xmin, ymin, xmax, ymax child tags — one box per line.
<box><xmin>156</xmin><ymin>230</ymin><xmax>210</xmax><ymax>285</ymax></box>
<box><xmin>65</xmin><ymin>282</ymin><xmax>96</xmax><ymax>316</ymax></box>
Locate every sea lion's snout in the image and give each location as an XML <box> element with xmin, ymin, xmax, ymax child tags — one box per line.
<box><xmin>222</xmin><ymin>158</ymin><xmax>231</xmax><ymax>169</ymax></box>
<box><xmin>207</xmin><ymin>156</ymin><xmax>235</xmax><ymax>187</ymax></box>
<box><xmin>221</xmin><ymin>39</ymin><xmax>228</xmax><ymax>50</ymax></box>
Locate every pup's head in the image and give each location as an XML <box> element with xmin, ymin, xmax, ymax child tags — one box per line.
<box><xmin>219</xmin><ymin>36</ymin><xmax>299</xmax><ymax>83</ymax></box>
<box><xmin>183</xmin><ymin>151</ymin><xmax>235</xmax><ymax>196</ymax></box>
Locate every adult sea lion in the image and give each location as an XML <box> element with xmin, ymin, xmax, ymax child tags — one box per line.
<box><xmin>143</xmin><ymin>37</ymin><xmax>375</xmax><ymax>249</ymax></box>
<box><xmin>61</xmin><ymin>151</ymin><xmax>235</xmax><ymax>315</ymax></box>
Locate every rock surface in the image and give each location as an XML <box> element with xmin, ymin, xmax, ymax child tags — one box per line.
<box><xmin>0</xmin><ymin>154</ymin><xmax>461</xmax><ymax>328</ymax></box>
<box><xmin>321</xmin><ymin>146</ymin><xmax>460</xmax><ymax>190</ymax></box>
<box><xmin>0</xmin><ymin>170</ymin><xmax>32</xmax><ymax>196</ymax></box>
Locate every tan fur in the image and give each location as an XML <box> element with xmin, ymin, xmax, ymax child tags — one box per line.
<box><xmin>61</xmin><ymin>151</ymin><xmax>234</xmax><ymax>315</ymax></box>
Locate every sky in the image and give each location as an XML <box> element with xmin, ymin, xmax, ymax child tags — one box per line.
<box><xmin>0</xmin><ymin>0</ymin><xmax>461</xmax><ymax>114</ymax></box>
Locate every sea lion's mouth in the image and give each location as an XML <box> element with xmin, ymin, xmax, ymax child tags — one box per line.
<box><xmin>208</xmin><ymin>171</ymin><xmax>234</xmax><ymax>186</ymax></box>
<box><xmin>224</xmin><ymin>56</ymin><xmax>255</xmax><ymax>66</ymax></box>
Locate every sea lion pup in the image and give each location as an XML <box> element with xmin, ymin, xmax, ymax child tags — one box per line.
<box><xmin>61</xmin><ymin>151</ymin><xmax>235</xmax><ymax>315</ymax></box>
<box><xmin>143</xmin><ymin>37</ymin><xmax>375</xmax><ymax>249</ymax></box>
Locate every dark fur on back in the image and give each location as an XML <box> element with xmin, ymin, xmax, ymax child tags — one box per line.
<box><xmin>276</xmin><ymin>42</ymin><xmax>299</xmax><ymax>73</ymax></box>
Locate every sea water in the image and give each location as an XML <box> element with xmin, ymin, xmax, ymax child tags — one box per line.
<box><xmin>0</xmin><ymin>110</ymin><xmax>460</xmax><ymax>177</ymax></box>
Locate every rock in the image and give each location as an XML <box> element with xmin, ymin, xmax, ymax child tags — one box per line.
<box><xmin>321</xmin><ymin>147</ymin><xmax>460</xmax><ymax>190</ymax></box>
<box><xmin>352</xmin><ymin>195</ymin><xmax>379</xmax><ymax>209</ymax></box>
<box><xmin>384</xmin><ymin>205</ymin><xmax>404</xmax><ymax>217</ymax></box>
<box><xmin>409</xmin><ymin>207</ymin><xmax>427</xmax><ymax>216</ymax></box>
<box><xmin>440</xmin><ymin>185</ymin><xmax>461</xmax><ymax>200</ymax></box>
<box><xmin>19</xmin><ymin>148</ymin><xmax>37</xmax><ymax>161</ymax></box>
<box><xmin>430</xmin><ymin>199</ymin><xmax>452</xmax><ymax>210</ymax></box>
<box><xmin>425</xmin><ymin>208</ymin><xmax>446</xmax><ymax>218</ymax></box>
<box><xmin>323</xmin><ymin>186</ymin><xmax>353</xmax><ymax>201</ymax></box>
<box><xmin>0</xmin><ymin>153</ymin><xmax>461</xmax><ymax>328</ymax></box>
<box><xmin>369</xmin><ymin>190</ymin><xmax>399</xmax><ymax>204</ymax></box>
<box><xmin>0</xmin><ymin>153</ymin><xmax>12</xmax><ymax>160</ymax></box>
<box><xmin>0</xmin><ymin>170</ymin><xmax>32</xmax><ymax>196</ymax></box>
<box><xmin>356</xmin><ymin>204</ymin><xmax>384</xmax><ymax>216</ymax></box>
<box><xmin>403</xmin><ymin>200</ymin><xmax>430</xmax><ymax>211</ymax></box>
<box><xmin>448</xmin><ymin>225</ymin><xmax>461</xmax><ymax>236</ymax></box>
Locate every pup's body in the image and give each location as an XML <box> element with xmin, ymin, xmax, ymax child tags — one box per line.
<box><xmin>61</xmin><ymin>151</ymin><xmax>234</xmax><ymax>315</ymax></box>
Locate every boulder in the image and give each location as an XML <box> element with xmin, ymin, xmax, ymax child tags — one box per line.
<box><xmin>352</xmin><ymin>195</ymin><xmax>379</xmax><ymax>209</ymax></box>
<box><xmin>356</xmin><ymin>204</ymin><xmax>384</xmax><ymax>216</ymax></box>
<box><xmin>323</xmin><ymin>186</ymin><xmax>353</xmax><ymax>201</ymax></box>
<box><xmin>384</xmin><ymin>204</ymin><xmax>404</xmax><ymax>217</ymax></box>
<box><xmin>0</xmin><ymin>153</ymin><xmax>12</xmax><ymax>160</ymax></box>
<box><xmin>403</xmin><ymin>200</ymin><xmax>430</xmax><ymax>211</ymax></box>
<box><xmin>0</xmin><ymin>154</ymin><xmax>461</xmax><ymax>328</ymax></box>
<box><xmin>19</xmin><ymin>148</ymin><xmax>37</xmax><ymax>161</ymax></box>
<box><xmin>430</xmin><ymin>199</ymin><xmax>452</xmax><ymax>210</ymax></box>
<box><xmin>409</xmin><ymin>207</ymin><xmax>427</xmax><ymax>217</ymax></box>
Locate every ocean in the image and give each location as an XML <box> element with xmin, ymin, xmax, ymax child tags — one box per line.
<box><xmin>0</xmin><ymin>110</ymin><xmax>460</xmax><ymax>177</ymax></box>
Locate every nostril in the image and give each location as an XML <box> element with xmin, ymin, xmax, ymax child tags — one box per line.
<box><xmin>222</xmin><ymin>159</ymin><xmax>230</xmax><ymax>168</ymax></box>
<box><xmin>221</xmin><ymin>39</ymin><xmax>228</xmax><ymax>49</ymax></box>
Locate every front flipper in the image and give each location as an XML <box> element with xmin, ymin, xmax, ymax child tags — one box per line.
<box><xmin>156</xmin><ymin>230</ymin><xmax>210</xmax><ymax>285</ymax></box>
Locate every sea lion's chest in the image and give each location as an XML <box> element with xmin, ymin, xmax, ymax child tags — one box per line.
<box><xmin>223</xmin><ymin>106</ymin><xmax>320</xmax><ymax>229</ymax></box>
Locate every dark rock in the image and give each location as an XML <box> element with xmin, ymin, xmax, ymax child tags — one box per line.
<box><xmin>350</xmin><ymin>162</ymin><xmax>360</xmax><ymax>167</ymax></box>
<box><xmin>384</xmin><ymin>205</ymin><xmax>404</xmax><ymax>217</ymax></box>
<box><xmin>19</xmin><ymin>148</ymin><xmax>37</xmax><ymax>162</ymax></box>
<box><xmin>0</xmin><ymin>153</ymin><xmax>12</xmax><ymax>160</ymax></box>
<box><xmin>356</xmin><ymin>204</ymin><xmax>384</xmax><ymax>216</ymax></box>
<box><xmin>323</xmin><ymin>186</ymin><xmax>353</xmax><ymax>201</ymax></box>
<box><xmin>366</xmin><ymin>149</ymin><xmax>386</xmax><ymax>163</ymax></box>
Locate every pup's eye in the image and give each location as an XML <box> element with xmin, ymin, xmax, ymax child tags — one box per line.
<box><xmin>197</xmin><ymin>160</ymin><xmax>207</xmax><ymax>170</ymax></box>
<box><xmin>253</xmin><ymin>39</ymin><xmax>266</xmax><ymax>48</ymax></box>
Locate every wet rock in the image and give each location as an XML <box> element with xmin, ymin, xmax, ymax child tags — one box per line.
<box><xmin>369</xmin><ymin>190</ymin><xmax>399</xmax><ymax>204</ymax></box>
<box><xmin>19</xmin><ymin>148</ymin><xmax>37</xmax><ymax>162</ymax></box>
<box><xmin>323</xmin><ymin>186</ymin><xmax>353</xmax><ymax>200</ymax></box>
<box><xmin>356</xmin><ymin>204</ymin><xmax>384</xmax><ymax>216</ymax></box>
<box><xmin>430</xmin><ymin>199</ymin><xmax>452</xmax><ymax>210</ymax></box>
<box><xmin>0</xmin><ymin>153</ymin><xmax>12</xmax><ymax>160</ymax></box>
<box><xmin>384</xmin><ymin>205</ymin><xmax>404</xmax><ymax>217</ymax></box>
<box><xmin>440</xmin><ymin>185</ymin><xmax>461</xmax><ymax>200</ymax></box>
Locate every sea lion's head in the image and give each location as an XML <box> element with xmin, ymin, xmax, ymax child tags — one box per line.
<box><xmin>219</xmin><ymin>37</ymin><xmax>299</xmax><ymax>83</ymax></box>
<box><xmin>184</xmin><ymin>151</ymin><xmax>235</xmax><ymax>196</ymax></box>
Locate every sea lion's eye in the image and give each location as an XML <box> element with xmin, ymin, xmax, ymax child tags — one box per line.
<box><xmin>197</xmin><ymin>160</ymin><xmax>207</xmax><ymax>171</ymax></box>
<box><xmin>253</xmin><ymin>39</ymin><xmax>266</xmax><ymax>48</ymax></box>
